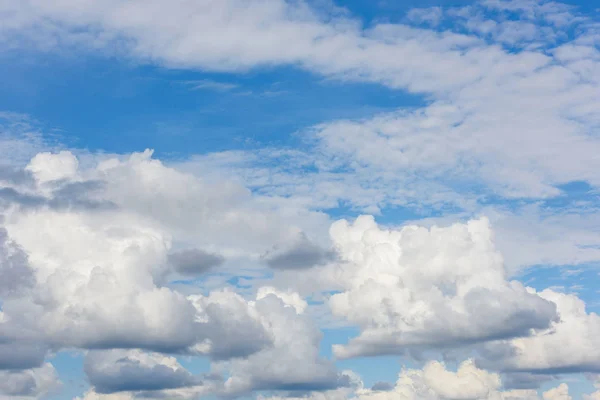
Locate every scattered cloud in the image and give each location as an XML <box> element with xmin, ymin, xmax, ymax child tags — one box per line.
<box><xmin>183</xmin><ymin>79</ymin><xmax>240</xmax><ymax>92</ymax></box>
<box><xmin>0</xmin><ymin>0</ymin><xmax>599</xmax><ymax>398</ymax></box>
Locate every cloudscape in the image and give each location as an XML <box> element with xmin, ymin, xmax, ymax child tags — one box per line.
<box><xmin>0</xmin><ymin>0</ymin><xmax>600</xmax><ymax>399</ymax></box>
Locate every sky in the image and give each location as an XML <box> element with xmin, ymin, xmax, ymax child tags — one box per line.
<box><xmin>0</xmin><ymin>0</ymin><xmax>600</xmax><ymax>399</ymax></box>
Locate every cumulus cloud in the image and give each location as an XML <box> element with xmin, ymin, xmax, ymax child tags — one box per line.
<box><xmin>260</xmin><ymin>360</ymin><xmax>578</xmax><ymax>400</ymax></box>
<box><xmin>0</xmin><ymin>1</ymin><xmax>599</xmax><ymax>398</ymax></box>
<box><xmin>542</xmin><ymin>383</ymin><xmax>572</xmax><ymax>400</ymax></box>
<box><xmin>2</xmin><ymin>203</ymin><xmax>200</xmax><ymax>352</ymax></box>
<box><xmin>0</xmin><ymin>363</ymin><xmax>61</xmax><ymax>399</ymax></box>
<box><xmin>84</xmin><ymin>350</ymin><xmax>202</xmax><ymax>394</ymax></box>
<box><xmin>478</xmin><ymin>289</ymin><xmax>600</xmax><ymax>374</ymax></box>
<box><xmin>355</xmin><ymin>360</ymin><xmax>575</xmax><ymax>400</ymax></box>
<box><xmin>25</xmin><ymin>151</ymin><xmax>79</xmax><ymax>184</ymax></box>
<box><xmin>218</xmin><ymin>291</ymin><xmax>347</xmax><ymax>396</ymax></box>
<box><xmin>327</xmin><ymin>216</ymin><xmax>557</xmax><ymax>358</ymax></box>
<box><xmin>0</xmin><ymin>149</ymin><xmax>328</xmax><ymax>347</ymax></box>
<box><xmin>0</xmin><ymin>227</ymin><xmax>34</xmax><ymax>298</ymax></box>
<box><xmin>188</xmin><ymin>290</ymin><xmax>273</xmax><ymax>360</ymax></box>
<box><xmin>256</xmin><ymin>286</ymin><xmax>308</xmax><ymax>314</ymax></box>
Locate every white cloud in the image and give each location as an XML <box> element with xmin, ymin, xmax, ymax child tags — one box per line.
<box><xmin>256</xmin><ymin>286</ymin><xmax>308</xmax><ymax>314</ymax></box>
<box><xmin>0</xmin><ymin>150</ymin><xmax>328</xmax><ymax>361</ymax></box>
<box><xmin>0</xmin><ymin>1</ymin><xmax>600</xmax><ymax>398</ymax></box>
<box><xmin>260</xmin><ymin>360</ymin><xmax>578</xmax><ymax>400</ymax></box>
<box><xmin>215</xmin><ymin>291</ymin><xmax>346</xmax><ymax>396</ymax></box>
<box><xmin>25</xmin><ymin>151</ymin><xmax>79</xmax><ymax>184</ymax></box>
<box><xmin>542</xmin><ymin>383</ymin><xmax>572</xmax><ymax>400</ymax></box>
<box><xmin>479</xmin><ymin>289</ymin><xmax>600</xmax><ymax>374</ymax></box>
<box><xmin>326</xmin><ymin>216</ymin><xmax>557</xmax><ymax>358</ymax></box>
<box><xmin>83</xmin><ymin>350</ymin><xmax>207</xmax><ymax>395</ymax></box>
<box><xmin>2</xmin><ymin>203</ymin><xmax>199</xmax><ymax>352</ymax></box>
<box><xmin>0</xmin><ymin>1</ymin><xmax>598</xmax><ymax>213</ymax></box>
<box><xmin>0</xmin><ymin>363</ymin><xmax>61</xmax><ymax>400</ymax></box>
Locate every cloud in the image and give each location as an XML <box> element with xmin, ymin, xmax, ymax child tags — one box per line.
<box><xmin>326</xmin><ymin>215</ymin><xmax>557</xmax><ymax>358</ymax></box>
<box><xmin>167</xmin><ymin>248</ymin><xmax>224</xmax><ymax>277</ymax></box>
<box><xmin>263</xmin><ymin>232</ymin><xmax>335</xmax><ymax>270</ymax></box>
<box><xmin>501</xmin><ymin>373</ymin><xmax>555</xmax><ymax>390</ymax></box>
<box><xmin>188</xmin><ymin>290</ymin><xmax>273</xmax><ymax>360</ymax></box>
<box><xmin>0</xmin><ymin>363</ymin><xmax>61</xmax><ymax>399</ymax></box>
<box><xmin>370</xmin><ymin>382</ymin><xmax>393</xmax><ymax>392</ymax></box>
<box><xmin>0</xmin><ymin>151</ymin><xmax>348</xmax><ymax>397</ymax></box>
<box><xmin>478</xmin><ymin>289</ymin><xmax>600</xmax><ymax>374</ymax></box>
<box><xmin>256</xmin><ymin>286</ymin><xmax>308</xmax><ymax>314</ymax></box>
<box><xmin>355</xmin><ymin>360</ymin><xmax>572</xmax><ymax>400</ymax></box>
<box><xmin>542</xmin><ymin>383</ymin><xmax>572</xmax><ymax>400</ymax></box>
<box><xmin>217</xmin><ymin>291</ymin><xmax>348</xmax><ymax>396</ymax></box>
<box><xmin>184</xmin><ymin>79</ymin><xmax>239</xmax><ymax>92</ymax></box>
<box><xmin>25</xmin><ymin>151</ymin><xmax>79</xmax><ymax>184</ymax></box>
<box><xmin>0</xmin><ymin>342</ymin><xmax>48</xmax><ymax>371</ymax></box>
<box><xmin>406</xmin><ymin>7</ymin><xmax>443</xmax><ymax>26</ymax></box>
<box><xmin>0</xmin><ymin>227</ymin><xmax>35</xmax><ymax>298</ymax></box>
<box><xmin>0</xmin><ymin>150</ymin><xmax>326</xmax><ymax>362</ymax></box>
<box><xmin>2</xmin><ymin>202</ymin><xmax>200</xmax><ymax>352</ymax></box>
<box><xmin>84</xmin><ymin>350</ymin><xmax>202</xmax><ymax>394</ymax></box>
<box><xmin>0</xmin><ymin>1</ymin><xmax>599</xmax><ymax>398</ymax></box>
<box><xmin>260</xmin><ymin>360</ymin><xmax>577</xmax><ymax>400</ymax></box>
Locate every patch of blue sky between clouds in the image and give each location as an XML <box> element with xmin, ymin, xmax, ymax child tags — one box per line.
<box><xmin>46</xmin><ymin>351</ymin><xmax>87</xmax><ymax>400</ymax></box>
<box><xmin>0</xmin><ymin>51</ymin><xmax>425</xmax><ymax>158</ymax></box>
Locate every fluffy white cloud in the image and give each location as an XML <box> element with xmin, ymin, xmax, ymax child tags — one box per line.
<box><xmin>0</xmin><ymin>146</ymin><xmax>347</xmax><ymax>397</ymax></box>
<box><xmin>2</xmin><ymin>204</ymin><xmax>199</xmax><ymax>352</ymax></box>
<box><xmin>256</xmin><ymin>286</ymin><xmax>308</xmax><ymax>314</ymax></box>
<box><xmin>187</xmin><ymin>290</ymin><xmax>272</xmax><ymax>360</ymax></box>
<box><xmin>25</xmin><ymin>151</ymin><xmax>79</xmax><ymax>184</ymax></box>
<box><xmin>542</xmin><ymin>384</ymin><xmax>572</xmax><ymax>400</ymax></box>
<box><xmin>215</xmin><ymin>291</ymin><xmax>346</xmax><ymax>396</ymax></box>
<box><xmin>479</xmin><ymin>289</ymin><xmax>600</xmax><ymax>374</ymax></box>
<box><xmin>260</xmin><ymin>360</ymin><xmax>578</xmax><ymax>400</ymax></box>
<box><xmin>0</xmin><ymin>150</ymin><xmax>327</xmax><ymax>361</ymax></box>
<box><xmin>355</xmin><ymin>360</ymin><xmax>548</xmax><ymax>400</ymax></box>
<box><xmin>327</xmin><ymin>215</ymin><xmax>557</xmax><ymax>358</ymax></box>
<box><xmin>0</xmin><ymin>1</ymin><xmax>599</xmax><ymax>398</ymax></box>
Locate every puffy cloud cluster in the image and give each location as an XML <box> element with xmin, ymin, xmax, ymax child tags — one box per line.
<box><xmin>479</xmin><ymin>289</ymin><xmax>600</xmax><ymax>374</ymax></box>
<box><xmin>355</xmin><ymin>360</ymin><xmax>570</xmax><ymax>400</ymax></box>
<box><xmin>327</xmin><ymin>215</ymin><xmax>557</xmax><ymax>358</ymax></box>
<box><xmin>0</xmin><ymin>150</ymin><xmax>342</xmax><ymax>397</ymax></box>
<box><xmin>76</xmin><ymin>290</ymin><xmax>343</xmax><ymax>398</ymax></box>
<box><xmin>200</xmin><ymin>290</ymin><xmax>344</xmax><ymax>396</ymax></box>
<box><xmin>261</xmin><ymin>360</ymin><xmax>577</xmax><ymax>400</ymax></box>
<box><xmin>1</xmin><ymin>149</ymin><xmax>599</xmax><ymax>398</ymax></box>
<box><xmin>0</xmin><ymin>0</ymin><xmax>599</xmax><ymax>396</ymax></box>
<box><xmin>83</xmin><ymin>350</ymin><xmax>204</xmax><ymax>394</ymax></box>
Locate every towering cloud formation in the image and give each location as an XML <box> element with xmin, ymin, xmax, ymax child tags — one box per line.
<box><xmin>0</xmin><ymin>151</ymin><xmax>343</xmax><ymax>396</ymax></box>
<box><xmin>327</xmin><ymin>216</ymin><xmax>557</xmax><ymax>358</ymax></box>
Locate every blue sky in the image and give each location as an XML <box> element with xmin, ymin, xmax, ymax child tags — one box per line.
<box><xmin>0</xmin><ymin>0</ymin><xmax>600</xmax><ymax>399</ymax></box>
